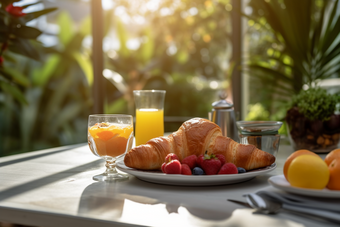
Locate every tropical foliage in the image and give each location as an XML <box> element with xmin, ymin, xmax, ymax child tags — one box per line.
<box><xmin>0</xmin><ymin>10</ymin><xmax>94</xmax><ymax>156</ymax></box>
<box><xmin>244</xmin><ymin>0</ymin><xmax>340</xmax><ymax>117</ymax></box>
<box><xmin>0</xmin><ymin>0</ymin><xmax>57</xmax><ymax>103</ymax></box>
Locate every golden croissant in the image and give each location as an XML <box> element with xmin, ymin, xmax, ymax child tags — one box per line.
<box><xmin>124</xmin><ymin>118</ymin><xmax>275</xmax><ymax>171</ymax></box>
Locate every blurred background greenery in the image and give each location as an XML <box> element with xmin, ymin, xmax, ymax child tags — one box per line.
<box><xmin>0</xmin><ymin>0</ymin><xmax>339</xmax><ymax>156</ymax></box>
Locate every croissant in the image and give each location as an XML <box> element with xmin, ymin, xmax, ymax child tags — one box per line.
<box><xmin>124</xmin><ymin>118</ymin><xmax>275</xmax><ymax>171</ymax></box>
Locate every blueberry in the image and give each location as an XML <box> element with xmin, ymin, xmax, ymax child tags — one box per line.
<box><xmin>237</xmin><ymin>167</ymin><xmax>246</xmax><ymax>174</ymax></box>
<box><xmin>192</xmin><ymin>167</ymin><xmax>205</xmax><ymax>175</ymax></box>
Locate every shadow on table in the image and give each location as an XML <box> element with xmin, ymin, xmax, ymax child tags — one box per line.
<box><xmin>77</xmin><ymin>174</ymin><xmax>271</xmax><ymax>222</ymax></box>
<box><xmin>0</xmin><ymin>159</ymin><xmax>103</xmax><ymax>202</ymax></box>
<box><xmin>0</xmin><ymin>144</ymin><xmax>86</xmax><ymax>168</ymax></box>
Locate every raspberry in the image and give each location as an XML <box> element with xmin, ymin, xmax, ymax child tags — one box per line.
<box><xmin>165</xmin><ymin>153</ymin><xmax>179</xmax><ymax>163</ymax></box>
<box><xmin>181</xmin><ymin>164</ymin><xmax>192</xmax><ymax>175</ymax></box>
<box><xmin>165</xmin><ymin>160</ymin><xmax>181</xmax><ymax>174</ymax></box>
<box><xmin>197</xmin><ymin>154</ymin><xmax>204</xmax><ymax>167</ymax></box>
<box><xmin>201</xmin><ymin>154</ymin><xmax>222</xmax><ymax>175</ymax></box>
<box><xmin>182</xmin><ymin>155</ymin><xmax>197</xmax><ymax>169</ymax></box>
<box><xmin>161</xmin><ymin>162</ymin><xmax>166</xmax><ymax>173</ymax></box>
<box><xmin>215</xmin><ymin>154</ymin><xmax>226</xmax><ymax>166</ymax></box>
<box><xmin>218</xmin><ymin>163</ymin><xmax>238</xmax><ymax>174</ymax></box>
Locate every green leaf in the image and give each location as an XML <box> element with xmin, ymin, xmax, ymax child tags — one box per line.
<box><xmin>57</xmin><ymin>11</ymin><xmax>74</xmax><ymax>46</ymax></box>
<box><xmin>64</xmin><ymin>33</ymin><xmax>85</xmax><ymax>52</ymax></box>
<box><xmin>72</xmin><ymin>52</ymin><xmax>93</xmax><ymax>85</ymax></box>
<box><xmin>8</xmin><ymin>38</ymin><xmax>40</xmax><ymax>61</ymax></box>
<box><xmin>0</xmin><ymin>20</ymin><xmax>7</xmax><ymax>32</ymax></box>
<box><xmin>21</xmin><ymin>1</ymin><xmax>43</xmax><ymax>9</ymax></box>
<box><xmin>20</xmin><ymin>87</ymin><xmax>42</xmax><ymax>150</ymax></box>
<box><xmin>177</xmin><ymin>50</ymin><xmax>189</xmax><ymax>64</ymax></box>
<box><xmin>0</xmin><ymin>67</ymin><xmax>30</xmax><ymax>87</ymax></box>
<box><xmin>104</xmin><ymin>9</ymin><xmax>114</xmax><ymax>36</ymax></box>
<box><xmin>48</xmin><ymin>102</ymin><xmax>83</xmax><ymax>137</ymax></box>
<box><xmin>248</xmin><ymin>64</ymin><xmax>292</xmax><ymax>83</ymax></box>
<box><xmin>139</xmin><ymin>27</ymin><xmax>154</xmax><ymax>63</ymax></box>
<box><xmin>12</xmin><ymin>25</ymin><xmax>42</xmax><ymax>39</ymax></box>
<box><xmin>0</xmin><ymin>80</ymin><xmax>27</xmax><ymax>104</ymax></box>
<box><xmin>20</xmin><ymin>8</ymin><xmax>58</xmax><ymax>23</ymax></box>
<box><xmin>0</xmin><ymin>32</ymin><xmax>8</xmax><ymax>42</ymax></box>
<box><xmin>79</xmin><ymin>15</ymin><xmax>91</xmax><ymax>36</ymax></box>
<box><xmin>116</xmin><ymin>18</ymin><xmax>129</xmax><ymax>57</ymax></box>
<box><xmin>32</xmin><ymin>54</ymin><xmax>60</xmax><ymax>86</ymax></box>
<box><xmin>0</xmin><ymin>0</ymin><xmax>20</xmax><ymax>6</ymax></box>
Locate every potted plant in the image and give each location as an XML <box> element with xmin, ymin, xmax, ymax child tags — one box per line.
<box><xmin>286</xmin><ymin>87</ymin><xmax>340</xmax><ymax>153</ymax></box>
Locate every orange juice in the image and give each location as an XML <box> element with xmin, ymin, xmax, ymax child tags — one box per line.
<box><xmin>135</xmin><ymin>108</ymin><xmax>164</xmax><ymax>146</ymax></box>
<box><xmin>88</xmin><ymin>122</ymin><xmax>133</xmax><ymax>157</ymax></box>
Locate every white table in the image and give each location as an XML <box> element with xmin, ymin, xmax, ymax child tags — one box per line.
<box><xmin>0</xmin><ymin>142</ymin><xmax>335</xmax><ymax>227</ymax></box>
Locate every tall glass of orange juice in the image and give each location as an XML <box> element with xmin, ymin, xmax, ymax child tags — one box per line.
<box><xmin>133</xmin><ymin>90</ymin><xmax>166</xmax><ymax>146</ymax></box>
<box><xmin>88</xmin><ymin>114</ymin><xmax>133</xmax><ymax>182</ymax></box>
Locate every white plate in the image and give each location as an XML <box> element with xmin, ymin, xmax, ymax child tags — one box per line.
<box><xmin>116</xmin><ymin>161</ymin><xmax>276</xmax><ymax>186</ymax></box>
<box><xmin>268</xmin><ymin>175</ymin><xmax>340</xmax><ymax>198</ymax></box>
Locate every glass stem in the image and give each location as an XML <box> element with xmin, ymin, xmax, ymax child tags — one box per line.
<box><xmin>105</xmin><ymin>160</ymin><xmax>118</xmax><ymax>176</ymax></box>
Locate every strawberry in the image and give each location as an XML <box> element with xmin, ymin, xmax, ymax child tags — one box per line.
<box><xmin>161</xmin><ymin>162</ymin><xmax>166</xmax><ymax>173</ymax></box>
<box><xmin>197</xmin><ymin>154</ymin><xmax>204</xmax><ymax>167</ymax></box>
<box><xmin>215</xmin><ymin>154</ymin><xmax>226</xmax><ymax>166</ymax></box>
<box><xmin>218</xmin><ymin>163</ymin><xmax>238</xmax><ymax>174</ymax></box>
<box><xmin>165</xmin><ymin>160</ymin><xmax>182</xmax><ymax>174</ymax></box>
<box><xmin>181</xmin><ymin>164</ymin><xmax>192</xmax><ymax>175</ymax></box>
<box><xmin>165</xmin><ymin>153</ymin><xmax>179</xmax><ymax>163</ymax></box>
<box><xmin>201</xmin><ymin>154</ymin><xmax>222</xmax><ymax>175</ymax></box>
<box><xmin>182</xmin><ymin>155</ymin><xmax>197</xmax><ymax>169</ymax></box>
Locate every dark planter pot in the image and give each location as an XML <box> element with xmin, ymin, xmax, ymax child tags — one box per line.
<box><xmin>286</xmin><ymin>109</ymin><xmax>340</xmax><ymax>153</ymax></box>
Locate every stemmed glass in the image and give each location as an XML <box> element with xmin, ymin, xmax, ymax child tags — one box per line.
<box><xmin>88</xmin><ymin>114</ymin><xmax>134</xmax><ymax>181</ymax></box>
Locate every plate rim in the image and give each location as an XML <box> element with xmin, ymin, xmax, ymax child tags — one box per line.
<box><xmin>117</xmin><ymin>161</ymin><xmax>276</xmax><ymax>186</ymax></box>
<box><xmin>268</xmin><ymin>175</ymin><xmax>340</xmax><ymax>198</ymax></box>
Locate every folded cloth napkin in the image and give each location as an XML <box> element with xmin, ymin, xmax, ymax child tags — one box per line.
<box><xmin>256</xmin><ymin>186</ymin><xmax>340</xmax><ymax>213</ymax></box>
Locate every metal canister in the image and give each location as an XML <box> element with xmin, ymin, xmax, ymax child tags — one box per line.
<box><xmin>208</xmin><ymin>98</ymin><xmax>239</xmax><ymax>142</ymax></box>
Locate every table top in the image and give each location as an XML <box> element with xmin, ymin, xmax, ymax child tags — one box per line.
<box><xmin>0</xmin><ymin>141</ymin><xmax>335</xmax><ymax>227</ymax></box>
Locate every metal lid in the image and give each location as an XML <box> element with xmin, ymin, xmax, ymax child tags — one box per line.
<box><xmin>212</xmin><ymin>91</ymin><xmax>233</xmax><ymax>109</ymax></box>
<box><xmin>212</xmin><ymin>99</ymin><xmax>234</xmax><ymax>109</ymax></box>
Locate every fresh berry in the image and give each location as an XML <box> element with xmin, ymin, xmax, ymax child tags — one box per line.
<box><xmin>201</xmin><ymin>154</ymin><xmax>222</xmax><ymax>175</ymax></box>
<box><xmin>182</xmin><ymin>155</ymin><xmax>197</xmax><ymax>169</ymax></box>
<box><xmin>218</xmin><ymin>163</ymin><xmax>238</xmax><ymax>174</ymax></box>
<box><xmin>164</xmin><ymin>160</ymin><xmax>181</xmax><ymax>174</ymax></box>
<box><xmin>237</xmin><ymin>167</ymin><xmax>246</xmax><ymax>174</ymax></box>
<box><xmin>181</xmin><ymin>164</ymin><xmax>192</xmax><ymax>175</ymax></box>
<box><xmin>161</xmin><ymin>162</ymin><xmax>166</xmax><ymax>173</ymax></box>
<box><xmin>215</xmin><ymin>154</ymin><xmax>226</xmax><ymax>166</ymax></box>
<box><xmin>197</xmin><ymin>154</ymin><xmax>204</xmax><ymax>167</ymax></box>
<box><xmin>165</xmin><ymin>153</ymin><xmax>179</xmax><ymax>163</ymax></box>
<box><xmin>192</xmin><ymin>167</ymin><xmax>205</xmax><ymax>175</ymax></box>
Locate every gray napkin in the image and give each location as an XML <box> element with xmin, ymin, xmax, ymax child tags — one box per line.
<box><xmin>254</xmin><ymin>186</ymin><xmax>340</xmax><ymax>223</ymax></box>
<box><xmin>256</xmin><ymin>186</ymin><xmax>340</xmax><ymax>213</ymax></box>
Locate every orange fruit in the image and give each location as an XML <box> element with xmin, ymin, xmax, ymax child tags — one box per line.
<box><xmin>283</xmin><ymin>149</ymin><xmax>319</xmax><ymax>181</ymax></box>
<box><xmin>325</xmin><ymin>148</ymin><xmax>340</xmax><ymax>166</ymax></box>
<box><xmin>327</xmin><ymin>158</ymin><xmax>340</xmax><ymax>190</ymax></box>
<box><xmin>287</xmin><ymin>155</ymin><xmax>330</xmax><ymax>189</ymax></box>
<box><xmin>97</xmin><ymin>130</ymin><xmax>115</xmax><ymax>141</ymax></box>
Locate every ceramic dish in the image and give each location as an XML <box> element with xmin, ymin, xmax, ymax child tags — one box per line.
<box><xmin>268</xmin><ymin>175</ymin><xmax>340</xmax><ymax>198</ymax></box>
<box><xmin>116</xmin><ymin>161</ymin><xmax>276</xmax><ymax>186</ymax></box>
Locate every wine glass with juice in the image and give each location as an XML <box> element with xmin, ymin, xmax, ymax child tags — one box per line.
<box><xmin>88</xmin><ymin>114</ymin><xmax>133</xmax><ymax>181</ymax></box>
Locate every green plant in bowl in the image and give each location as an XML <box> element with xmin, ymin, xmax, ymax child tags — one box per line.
<box><xmin>286</xmin><ymin>87</ymin><xmax>340</xmax><ymax>153</ymax></box>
